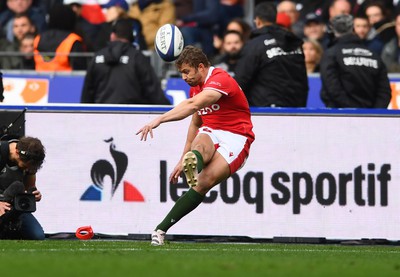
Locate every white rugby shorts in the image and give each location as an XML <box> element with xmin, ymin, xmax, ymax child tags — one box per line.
<box><xmin>198</xmin><ymin>126</ymin><xmax>251</xmax><ymax>174</ymax></box>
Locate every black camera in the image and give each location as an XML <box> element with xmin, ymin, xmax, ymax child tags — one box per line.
<box><xmin>13</xmin><ymin>193</ymin><xmax>36</xmax><ymax>212</ymax></box>
<box><xmin>0</xmin><ymin>192</ymin><xmax>36</xmax><ymax>213</ymax></box>
<box><xmin>0</xmin><ymin>193</ymin><xmax>36</xmax><ymax>236</ymax></box>
<box><xmin>0</xmin><ymin>192</ymin><xmax>36</xmax><ymax>234</ymax></box>
<box><xmin>0</xmin><ymin>181</ymin><xmax>37</xmax><ymax>214</ymax></box>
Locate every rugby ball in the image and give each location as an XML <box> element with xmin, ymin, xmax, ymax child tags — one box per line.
<box><xmin>155</xmin><ymin>24</ymin><xmax>184</xmax><ymax>62</ymax></box>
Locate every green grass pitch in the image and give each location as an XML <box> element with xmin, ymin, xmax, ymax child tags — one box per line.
<box><xmin>1</xmin><ymin>240</ymin><xmax>399</xmax><ymax>277</ymax></box>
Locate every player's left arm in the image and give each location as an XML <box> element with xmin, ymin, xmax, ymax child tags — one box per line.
<box><xmin>137</xmin><ymin>89</ymin><xmax>222</xmax><ymax>141</ymax></box>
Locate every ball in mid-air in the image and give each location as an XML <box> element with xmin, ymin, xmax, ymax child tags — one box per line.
<box><xmin>155</xmin><ymin>24</ymin><xmax>184</xmax><ymax>62</ymax></box>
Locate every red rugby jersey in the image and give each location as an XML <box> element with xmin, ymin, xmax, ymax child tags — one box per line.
<box><xmin>190</xmin><ymin>67</ymin><xmax>255</xmax><ymax>142</ymax></box>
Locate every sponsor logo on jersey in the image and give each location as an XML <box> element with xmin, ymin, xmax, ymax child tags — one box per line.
<box><xmin>198</xmin><ymin>104</ymin><xmax>221</xmax><ymax>115</ymax></box>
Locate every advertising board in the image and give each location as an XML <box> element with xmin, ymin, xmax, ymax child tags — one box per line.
<box><xmin>23</xmin><ymin>111</ymin><xmax>400</xmax><ymax>240</ymax></box>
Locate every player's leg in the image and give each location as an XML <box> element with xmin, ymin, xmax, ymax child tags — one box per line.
<box><xmin>182</xmin><ymin>133</ymin><xmax>216</xmax><ymax>187</ymax></box>
<box><xmin>192</xmin><ymin>152</ymin><xmax>230</xmax><ymax>195</ymax></box>
<box><xmin>151</xmin><ymin>150</ymin><xmax>229</xmax><ymax>246</ymax></box>
<box><xmin>183</xmin><ymin>128</ymin><xmax>249</xmax><ymax>190</ymax></box>
<box><xmin>151</xmin><ymin>133</ymin><xmax>221</xmax><ymax>246</ymax></box>
<box><xmin>151</xmin><ymin>129</ymin><xmax>249</xmax><ymax>245</ymax></box>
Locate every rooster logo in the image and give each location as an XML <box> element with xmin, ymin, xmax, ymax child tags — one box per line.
<box><xmin>80</xmin><ymin>138</ymin><xmax>144</xmax><ymax>202</ymax></box>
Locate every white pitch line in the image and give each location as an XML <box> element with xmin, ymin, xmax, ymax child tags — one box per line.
<box><xmin>3</xmin><ymin>248</ymin><xmax>400</xmax><ymax>254</ymax></box>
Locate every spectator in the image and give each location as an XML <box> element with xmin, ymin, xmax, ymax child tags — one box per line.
<box><xmin>364</xmin><ymin>1</ymin><xmax>395</xmax><ymax>45</ymax></box>
<box><xmin>322</xmin><ymin>0</ymin><xmax>353</xmax><ymax>47</ymax></box>
<box><xmin>33</xmin><ymin>4</ymin><xmax>86</xmax><ymax>71</ymax></box>
<box><xmin>276</xmin><ymin>11</ymin><xmax>292</xmax><ymax>30</ymax></box>
<box><xmin>173</xmin><ymin>0</ymin><xmax>193</xmax><ymax>20</ymax></box>
<box><xmin>297</xmin><ymin>0</ymin><xmax>325</xmax><ymax>21</ymax></box>
<box><xmin>212</xmin><ymin>30</ymin><xmax>244</xmax><ymax>75</ymax></box>
<box><xmin>381</xmin><ymin>12</ymin><xmax>400</xmax><ymax>72</ymax></box>
<box><xmin>175</xmin><ymin>0</ymin><xmax>220</xmax><ymax>57</ymax></box>
<box><xmin>67</xmin><ymin>0</ymin><xmax>106</xmax><ymax>25</ymax></box>
<box><xmin>307</xmin><ymin>0</ymin><xmax>354</xmax><ymax>24</ymax></box>
<box><xmin>12</xmin><ymin>13</ymin><xmax>36</xmax><ymax>48</ymax></box>
<box><xmin>328</xmin><ymin>0</ymin><xmax>352</xmax><ymax>20</ymax></box>
<box><xmin>225</xmin><ymin>17</ymin><xmax>252</xmax><ymax>42</ymax></box>
<box><xmin>0</xmin><ymin>0</ymin><xmax>46</xmax><ymax>43</ymax></box>
<box><xmin>2</xmin><ymin>29</ymin><xmax>35</xmax><ymax>70</ymax></box>
<box><xmin>40</xmin><ymin>0</ymin><xmax>64</xmax><ymax>14</ymax></box>
<box><xmin>234</xmin><ymin>2</ymin><xmax>309</xmax><ymax>107</ymax></box>
<box><xmin>213</xmin><ymin>17</ymin><xmax>251</xmax><ymax>54</ymax></box>
<box><xmin>365</xmin><ymin>2</ymin><xmax>385</xmax><ymax>25</ymax></box>
<box><xmin>81</xmin><ymin>18</ymin><xmax>170</xmax><ymax>105</ymax></box>
<box><xmin>303</xmin><ymin>38</ymin><xmax>323</xmax><ymax>74</ymax></box>
<box><xmin>353</xmin><ymin>14</ymin><xmax>370</xmax><ymax>40</ymax></box>
<box><xmin>218</xmin><ymin>0</ymin><xmax>244</xmax><ymax>35</ymax></box>
<box><xmin>3</xmin><ymin>13</ymin><xmax>36</xmax><ymax>69</ymax></box>
<box><xmin>94</xmin><ymin>0</ymin><xmax>147</xmax><ymax>51</ymax></box>
<box><xmin>303</xmin><ymin>12</ymin><xmax>330</xmax><ymax>49</ymax></box>
<box><xmin>320</xmin><ymin>14</ymin><xmax>391</xmax><ymax>108</ymax></box>
<box><xmin>357</xmin><ymin>0</ymin><xmax>396</xmax><ymax>16</ymax></box>
<box><xmin>353</xmin><ymin>14</ymin><xmax>384</xmax><ymax>55</ymax></box>
<box><xmin>18</xmin><ymin>32</ymin><xmax>35</xmax><ymax>69</ymax></box>
<box><xmin>65</xmin><ymin>0</ymin><xmax>102</xmax><ymax>52</ymax></box>
<box><xmin>128</xmin><ymin>0</ymin><xmax>175</xmax><ymax>50</ymax></box>
<box><xmin>0</xmin><ymin>34</ymin><xmax>20</xmax><ymax>69</ymax></box>
<box><xmin>277</xmin><ymin>0</ymin><xmax>303</xmax><ymax>38</ymax></box>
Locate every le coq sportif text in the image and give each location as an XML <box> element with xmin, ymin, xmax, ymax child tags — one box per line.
<box><xmin>159</xmin><ymin>162</ymin><xmax>391</xmax><ymax>214</ymax></box>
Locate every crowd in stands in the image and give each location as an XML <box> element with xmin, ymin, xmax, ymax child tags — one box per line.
<box><xmin>0</xmin><ymin>0</ymin><xmax>399</xmax><ymax>107</ymax></box>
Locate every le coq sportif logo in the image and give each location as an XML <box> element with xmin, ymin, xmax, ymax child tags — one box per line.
<box><xmin>80</xmin><ymin>137</ymin><xmax>144</xmax><ymax>202</ymax></box>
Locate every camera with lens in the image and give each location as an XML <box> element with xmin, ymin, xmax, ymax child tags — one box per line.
<box><xmin>0</xmin><ymin>192</ymin><xmax>36</xmax><ymax>235</ymax></box>
<box><xmin>12</xmin><ymin>193</ymin><xmax>36</xmax><ymax>212</ymax></box>
<box><xmin>0</xmin><ymin>181</ymin><xmax>37</xmax><ymax>218</ymax></box>
<box><xmin>0</xmin><ymin>193</ymin><xmax>36</xmax><ymax>213</ymax></box>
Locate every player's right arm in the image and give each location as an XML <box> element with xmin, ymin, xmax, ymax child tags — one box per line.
<box><xmin>136</xmin><ymin>89</ymin><xmax>220</xmax><ymax>141</ymax></box>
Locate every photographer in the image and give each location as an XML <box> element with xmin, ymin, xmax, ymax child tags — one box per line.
<box><xmin>0</xmin><ymin>136</ymin><xmax>46</xmax><ymax>240</ymax></box>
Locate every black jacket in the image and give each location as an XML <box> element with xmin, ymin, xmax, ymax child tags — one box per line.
<box><xmin>320</xmin><ymin>34</ymin><xmax>391</xmax><ymax>108</ymax></box>
<box><xmin>81</xmin><ymin>41</ymin><xmax>170</xmax><ymax>105</ymax></box>
<box><xmin>234</xmin><ymin>25</ymin><xmax>309</xmax><ymax>107</ymax></box>
<box><xmin>0</xmin><ymin>140</ymin><xmax>9</xmax><ymax>171</ymax></box>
